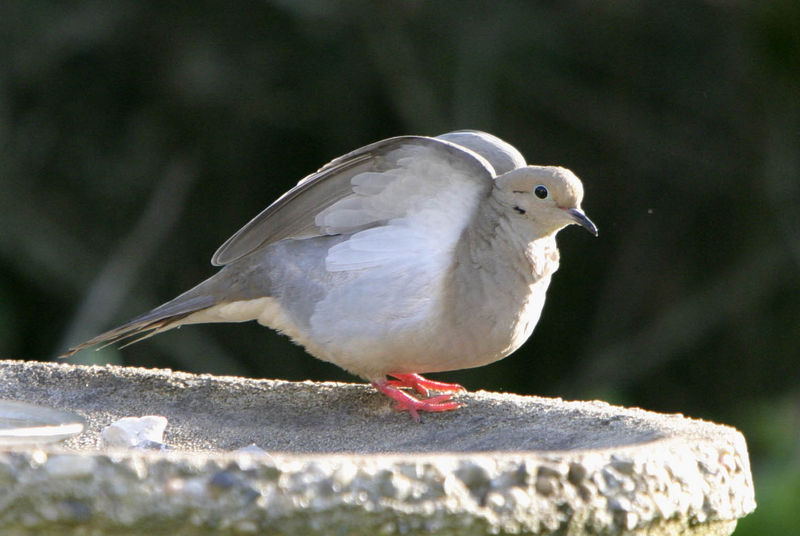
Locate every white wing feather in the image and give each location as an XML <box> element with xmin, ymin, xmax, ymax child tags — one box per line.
<box><xmin>211</xmin><ymin>136</ymin><xmax>495</xmax><ymax>266</ymax></box>
<box><xmin>319</xmin><ymin>143</ymin><xmax>491</xmax><ymax>271</ymax></box>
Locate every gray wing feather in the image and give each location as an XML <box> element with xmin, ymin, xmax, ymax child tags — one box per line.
<box><xmin>210</xmin><ymin>135</ymin><xmax>495</xmax><ymax>266</ymax></box>
<box><xmin>435</xmin><ymin>130</ymin><xmax>526</xmax><ymax>175</ymax></box>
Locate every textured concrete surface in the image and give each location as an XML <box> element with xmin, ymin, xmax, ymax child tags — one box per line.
<box><xmin>0</xmin><ymin>360</ymin><xmax>755</xmax><ymax>535</ymax></box>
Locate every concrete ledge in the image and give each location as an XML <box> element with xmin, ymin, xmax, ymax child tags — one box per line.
<box><xmin>0</xmin><ymin>360</ymin><xmax>755</xmax><ymax>535</ymax></box>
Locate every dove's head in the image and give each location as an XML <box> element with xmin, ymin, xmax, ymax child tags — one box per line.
<box><xmin>493</xmin><ymin>165</ymin><xmax>598</xmax><ymax>237</ymax></box>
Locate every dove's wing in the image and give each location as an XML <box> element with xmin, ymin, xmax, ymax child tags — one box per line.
<box><xmin>211</xmin><ymin>135</ymin><xmax>497</xmax><ymax>266</ymax></box>
<box><xmin>435</xmin><ymin>130</ymin><xmax>526</xmax><ymax>175</ymax></box>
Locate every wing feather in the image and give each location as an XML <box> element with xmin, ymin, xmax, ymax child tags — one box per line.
<box><xmin>211</xmin><ymin>136</ymin><xmax>496</xmax><ymax>266</ymax></box>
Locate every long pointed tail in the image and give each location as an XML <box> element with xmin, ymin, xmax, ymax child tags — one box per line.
<box><xmin>60</xmin><ymin>290</ymin><xmax>218</xmax><ymax>358</ymax></box>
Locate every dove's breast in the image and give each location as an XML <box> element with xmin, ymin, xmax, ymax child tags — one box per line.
<box><xmin>299</xmin><ymin>219</ymin><xmax>561</xmax><ymax>380</ymax></box>
<box><xmin>208</xmin><ymin>213</ymin><xmax>561</xmax><ymax>382</ymax></box>
<box><xmin>426</xmin><ymin>230</ymin><xmax>560</xmax><ymax>372</ymax></box>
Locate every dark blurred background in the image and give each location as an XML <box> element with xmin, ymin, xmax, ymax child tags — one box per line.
<box><xmin>1</xmin><ymin>2</ymin><xmax>798</xmax><ymax>532</ymax></box>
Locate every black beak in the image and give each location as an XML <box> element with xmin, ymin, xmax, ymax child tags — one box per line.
<box><xmin>566</xmin><ymin>208</ymin><xmax>598</xmax><ymax>236</ymax></box>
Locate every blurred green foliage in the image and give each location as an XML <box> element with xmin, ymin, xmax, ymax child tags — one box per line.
<box><xmin>1</xmin><ymin>1</ymin><xmax>798</xmax><ymax>532</ymax></box>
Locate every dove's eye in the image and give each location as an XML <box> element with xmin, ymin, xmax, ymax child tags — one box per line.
<box><xmin>534</xmin><ymin>185</ymin><xmax>549</xmax><ymax>199</ymax></box>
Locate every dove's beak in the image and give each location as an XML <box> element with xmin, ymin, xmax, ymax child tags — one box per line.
<box><xmin>566</xmin><ymin>208</ymin><xmax>598</xmax><ymax>236</ymax></box>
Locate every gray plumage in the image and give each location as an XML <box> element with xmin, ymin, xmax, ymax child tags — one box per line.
<box><xmin>64</xmin><ymin>130</ymin><xmax>597</xmax><ymax>419</ymax></box>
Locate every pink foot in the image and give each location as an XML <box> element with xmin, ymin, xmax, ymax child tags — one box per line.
<box><xmin>386</xmin><ymin>373</ymin><xmax>466</xmax><ymax>397</ymax></box>
<box><xmin>372</xmin><ymin>379</ymin><xmax>463</xmax><ymax>422</ymax></box>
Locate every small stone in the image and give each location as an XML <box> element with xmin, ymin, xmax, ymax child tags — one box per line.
<box><xmin>485</xmin><ymin>491</ymin><xmax>506</xmax><ymax>512</ymax></box>
<box><xmin>61</xmin><ymin>500</ymin><xmax>92</xmax><ymax>523</ymax></box>
<box><xmin>182</xmin><ymin>477</ymin><xmax>208</xmax><ymax>498</ymax></box>
<box><xmin>331</xmin><ymin>463</ymin><xmax>358</xmax><ymax>490</ymax></box>
<box><xmin>535</xmin><ymin>475</ymin><xmax>555</xmax><ymax>496</ymax></box>
<box><xmin>568</xmin><ymin>462</ymin><xmax>588</xmax><ymax>485</ymax></box>
<box><xmin>621</xmin><ymin>511</ymin><xmax>638</xmax><ymax>530</ymax></box>
<box><xmin>101</xmin><ymin>416</ymin><xmax>168</xmax><ymax>449</ymax></box>
<box><xmin>609</xmin><ymin>496</ymin><xmax>632</xmax><ymax>512</ymax></box>
<box><xmin>45</xmin><ymin>455</ymin><xmax>97</xmax><ymax>478</ymax></box>
<box><xmin>610</xmin><ymin>456</ymin><xmax>635</xmax><ymax>475</ymax></box>
<box><xmin>578</xmin><ymin>483</ymin><xmax>594</xmax><ymax>502</ymax></box>
<box><xmin>537</xmin><ymin>464</ymin><xmax>564</xmax><ymax>479</ymax></box>
<box><xmin>454</xmin><ymin>460</ymin><xmax>493</xmax><ymax>501</ymax></box>
<box><xmin>718</xmin><ymin>450</ymin><xmax>738</xmax><ymax>474</ymax></box>
<box><xmin>507</xmin><ymin>487</ymin><xmax>531</xmax><ymax>510</ymax></box>
<box><xmin>29</xmin><ymin>449</ymin><xmax>48</xmax><ymax>467</ymax></box>
<box><xmin>210</xmin><ymin>470</ymin><xmax>238</xmax><ymax>490</ymax></box>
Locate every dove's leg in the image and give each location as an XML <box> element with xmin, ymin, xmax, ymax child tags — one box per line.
<box><xmin>386</xmin><ymin>373</ymin><xmax>466</xmax><ymax>397</ymax></box>
<box><xmin>371</xmin><ymin>380</ymin><xmax>462</xmax><ymax>422</ymax></box>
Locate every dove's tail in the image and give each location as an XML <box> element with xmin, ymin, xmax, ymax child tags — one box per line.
<box><xmin>61</xmin><ymin>251</ymin><xmax>279</xmax><ymax>358</ymax></box>
<box><xmin>60</xmin><ymin>281</ymin><xmax>221</xmax><ymax>358</ymax></box>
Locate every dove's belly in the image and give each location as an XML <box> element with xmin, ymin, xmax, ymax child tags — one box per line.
<box><xmin>370</xmin><ymin>272</ymin><xmax>552</xmax><ymax>376</ymax></box>
<box><xmin>248</xmin><ymin>267</ymin><xmax>552</xmax><ymax>381</ymax></box>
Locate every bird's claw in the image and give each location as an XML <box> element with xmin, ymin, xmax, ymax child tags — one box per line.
<box><xmin>391</xmin><ymin>396</ymin><xmax>462</xmax><ymax>422</ymax></box>
<box><xmin>386</xmin><ymin>373</ymin><xmax>466</xmax><ymax>397</ymax></box>
<box><xmin>373</xmin><ymin>375</ymin><xmax>464</xmax><ymax>422</ymax></box>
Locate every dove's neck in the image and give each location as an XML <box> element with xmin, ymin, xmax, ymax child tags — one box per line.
<box><xmin>457</xmin><ymin>196</ymin><xmax>558</xmax><ymax>284</ymax></box>
<box><xmin>444</xmin><ymin>197</ymin><xmax>559</xmax><ymax>362</ymax></box>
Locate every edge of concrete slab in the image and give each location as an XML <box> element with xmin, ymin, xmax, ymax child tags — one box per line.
<box><xmin>0</xmin><ymin>360</ymin><xmax>756</xmax><ymax>535</ymax></box>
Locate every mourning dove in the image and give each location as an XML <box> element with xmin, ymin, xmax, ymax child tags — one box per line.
<box><xmin>64</xmin><ymin>131</ymin><xmax>597</xmax><ymax>420</ymax></box>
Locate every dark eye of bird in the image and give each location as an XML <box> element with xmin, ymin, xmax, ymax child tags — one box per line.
<box><xmin>534</xmin><ymin>185</ymin><xmax>548</xmax><ymax>199</ymax></box>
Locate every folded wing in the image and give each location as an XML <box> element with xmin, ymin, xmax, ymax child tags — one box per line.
<box><xmin>210</xmin><ymin>136</ymin><xmax>498</xmax><ymax>267</ymax></box>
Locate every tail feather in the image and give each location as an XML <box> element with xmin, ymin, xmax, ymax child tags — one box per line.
<box><xmin>60</xmin><ymin>293</ymin><xmax>217</xmax><ymax>358</ymax></box>
<box><xmin>62</xmin><ymin>250</ymin><xmax>274</xmax><ymax>358</ymax></box>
